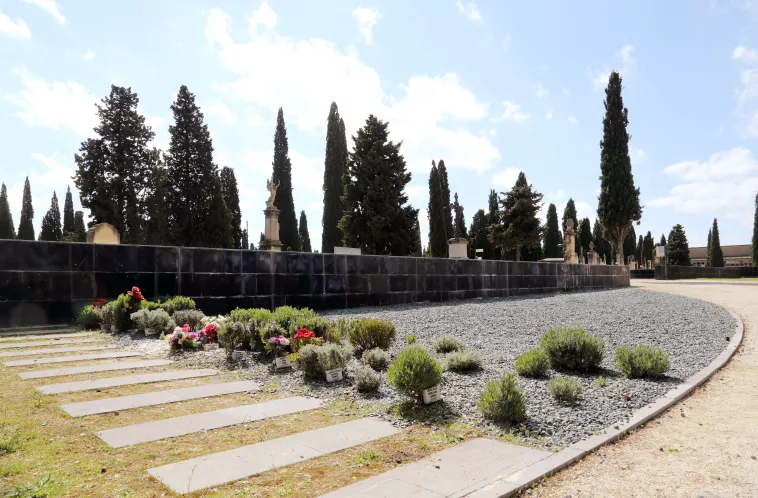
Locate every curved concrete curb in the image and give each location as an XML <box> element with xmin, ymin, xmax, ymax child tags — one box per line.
<box><xmin>470</xmin><ymin>308</ymin><xmax>745</xmax><ymax>498</ymax></box>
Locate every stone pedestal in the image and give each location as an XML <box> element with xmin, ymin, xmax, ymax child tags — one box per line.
<box><xmin>448</xmin><ymin>238</ymin><xmax>469</xmax><ymax>259</ymax></box>
<box><xmin>86</xmin><ymin>223</ymin><xmax>120</xmax><ymax>244</ymax></box>
<box><xmin>260</xmin><ymin>207</ymin><xmax>283</xmax><ymax>252</ymax></box>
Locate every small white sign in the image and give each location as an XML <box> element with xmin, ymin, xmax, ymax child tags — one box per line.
<box><xmin>325</xmin><ymin>368</ymin><xmax>344</xmax><ymax>382</ymax></box>
<box><xmin>203</xmin><ymin>343</ymin><xmax>219</xmax><ymax>351</ymax></box>
<box><xmin>656</xmin><ymin>245</ymin><xmax>665</xmax><ymax>258</ymax></box>
<box><xmin>231</xmin><ymin>351</ymin><xmax>245</xmax><ymax>361</ymax></box>
<box><xmin>275</xmin><ymin>356</ymin><xmax>293</xmax><ymax>369</ymax></box>
<box><xmin>144</xmin><ymin>328</ymin><xmax>158</xmax><ymax>337</ymax></box>
<box><xmin>422</xmin><ymin>385</ymin><xmax>443</xmax><ymax>404</ymax></box>
<box><xmin>334</xmin><ymin>246</ymin><xmax>362</xmax><ymax>255</ymax></box>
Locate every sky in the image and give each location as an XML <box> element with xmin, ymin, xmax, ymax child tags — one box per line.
<box><xmin>1</xmin><ymin>0</ymin><xmax>758</xmax><ymax>251</ymax></box>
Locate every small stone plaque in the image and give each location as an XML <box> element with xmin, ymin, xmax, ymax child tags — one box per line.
<box><xmin>325</xmin><ymin>368</ymin><xmax>344</xmax><ymax>382</ymax></box>
<box><xmin>203</xmin><ymin>343</ymin><xmax>219</xmax><ymax>351</ymax></box>
<box><xmin>274</xmin><ymin>357</ymin><xmax>292</xmax><ymax>369</ymax></box>
<box><xmin>422</xmin><ymin>385</ymin><xmax>442</xmax><ymax>404</ymax></box>
<box><xmin>145</xmin><ymin>329</ymin><xmax>158</xmax><ymax>337</ymax></box>
<box><xmin>231</xmin><ymin>351</ymin><xmax>245</xmax><ymax>361</ymax></box>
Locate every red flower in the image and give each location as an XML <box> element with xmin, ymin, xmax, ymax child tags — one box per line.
<box><xmin>294</xmin><ymin>328</ymin><xmax>315</xmax><ymax>339</ymax></box>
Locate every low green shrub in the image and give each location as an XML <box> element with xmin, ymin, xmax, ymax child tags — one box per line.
<box><xmin>172</xmin><ymin>309</ymin><xmax>205</xmax><ymax>331</ymax></box>
<box><xmin>477</xmin><ymin>371</ymin><xmax>527</xmax><ymax>423</ymax></box>
<box><xmin>261</xmin><ymin>323</ymin><xmax>288</xmax><ymax>350</ymax></box>
<box><xmin>112</xmin><ymin>294</ymin><xmax>133</xmax><ymax>333</ymax></box>
<box><xmin>140</xmin><ymin>300</ymin><xmax>162</xmax><ymax>311</ymax></box>
<box><xmin>539</xmin><ymin>327</ymin><xmax>604</xmax><ymax>372</ymax></box>
<box><xmin>77</xmin><ymin>305</ymin><xmax>102</xmax><ymax>330</ymax></box>
<box><xmin>354</xmin><ymin>365</ymin><xmax>381</xmax><ymax>392</ymax></box>
<box><xmin>348</xmin><ymin>318</ymin><xmax>396</xmax><ymax>350</ymax></box>
<box><xmin>162</xmin><ymin>296</ymin><xmax>196</xmax><ymax>315</ymax></box>
<box><xmin>615</xmin><ymin>345</ymin><xmax>670</xmax><ymax>378</ymax></box>
<box><xmin>129</xmin><ymin>309</ymin><xmax>151</xmax><ymax>331</ymax></box>
<box><xmin>548</xmin><ymin>377</ymin><xmax>583</xmax><ymax>404</ymax></box>
<box><xmin>230</xmin><ymin>308</ymin><xmax>273</xmax><ymax>349</ymax></box>
<box><xmin>445</xmin><ymin>350</ymin><xmax>481</xmax><ymax>371</ymax></box>
<box><xmin>297</xmin><ymin>344</ymin><xmax>323</xmax><ymax>378</ymax></box>
<box><xmin>218</xmin><ymin>322</ymin><xmax>249</xmax><ymax>358</ymax></box>
<box><xmin>362</xmin><ymin>348</ymin><xmax>391</xmax><ymax>371</ymax></box>
<box><xmin>514</xmin><ymin>348</ymin><xmax>550</xmax><ymax>378</ymax></box>
<box><xmin>100</xmin><ymin>302</ymin><xmax>114</xmax><ymax>332</ymax></box>
<box><xmin>595</xmin><ymin>376</ymin><xmax>608</xmax><ymax>387</ymax></box>
<box><xmin>317</xmin><ymin>343</ymin><xmax>353</xmax><ymax>371</ymax></box>
<box><xmin>434</xmin><ymin>334</ymin><xmax>465</xmax><ymax>353</ymax></box>
<box><xmin>406</xmin><ymin>335</ymin><xmax>416</xmax><ymax>344</ymax></box>
<box><xmin>324</xmin><ymin>317</ymin><xmax>350</xmax><ymax>344</ymax></box>
<box><xmin>387</xmin><ymin>345</ymin><xmax>442</xmax><ymax>401</ymax></box>
<box><xmin>144</xmin><ymin>309</ymin><xmax>175</xmax><ymax>334</ymax></box>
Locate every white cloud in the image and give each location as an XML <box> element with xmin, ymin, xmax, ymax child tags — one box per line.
<box><xmin>22</xmin><ymin>0</ymin><xmax>65</xmax><ymax>24</ymax></box>
<box><xmin>567</xmin><ymin>116</ymin><xmax>579</xmax><ymax>125</ymax></box>
<box><xmin>650</xmin><ymin>147</ymin><xmax>758</xmax><ymax>225</ymax></box>
<box><xmin>0</xmin><ymin>10</ymin><xmax>31</xmax><ymax>40</ymax></box>
<box><xmin>83</xmin><ymin>49</ymin><xmax>95</xmax><ymax>61</ymax></box>
<box><xmin>456</xmin><ymin>0</ymin><xmax>481</xmax><ymax>20</ymax></box>
<box><xmin>249</xmin><ymin>0</ymin><xmax>277</xmax><ymax>32</ymax></box>
<box><xmin>502</xmin><ymin>36</ymin><xmax>511</xmax><ymax>55</ymax></box>
<box><xmin>491</xmin><ymin>167</ymin><xmax>521</xmax><ymax>189</ymax></box>
<box><xmin>631</xmin><ymin>147</ymin><xmax>646</xmax><ymax>163</ymax></box>
<box><xmin>733</xmin><ymin>68</ymin><xmax>758</xmax><ymax>137</ymax></box>
<box><xmin>5</xmin><ymin>67</ymin><xmax>98</xmax><ymax>137</ymax></box>
<box><xmin>204</xmin><ymin>102</ymin><xmax>237</xmax><ymax>125</ymax></box>
<box><xmin>534</xmin><ymin>83</ymin><xmax>550</xmax><ymax>99</ymax></box>
<box><xmin>352</xmin><ymin>7</ymin><xmax>381</xmax><ymax>45</ymax></box>
<box><xmin>589</xmin><ymin>44</ymin><xmax>636</xmax><ymax>91</ymax></box>
<box><xmin>494</xmin><ymin>100</ymin><xmax>530</xmax><ymax>122</ymax></box>
<box><xmin>545</xmin><ymin>111</ymin><xmax>553</xmax><ymax>120</ymax></box>
<box><xmin>732</xmin><ymin>45</ymin><xmax>758</xmax><ymax>63</ymax></box>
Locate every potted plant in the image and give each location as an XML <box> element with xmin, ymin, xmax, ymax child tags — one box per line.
<box><xmin>269</xmin><ymin>335</ymin><xmax>292</xmax><ymax>369</ymax></box>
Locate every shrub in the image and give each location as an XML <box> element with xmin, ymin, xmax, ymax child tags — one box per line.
<box><xmin>218</xmin><ymin>322</ymin><xmax>249</xmax><ymax>358</ymax></box>
<box><xmin>355</xmin><ymin>365</ymin><xmax>381</xmax><ymax>392</ymax></box>
<box><xmin>100</xmin><ymin>302</ymin><xmax>114</xmax><ymax>332</ymax></box>
<box><xmin>172</xmin><ymin>309</ymin><xmax>205</xmax><ymax>331</ymax></box>
<box><xmin>77</xmin><ymin>305</ymin><xmax>102</xmax><ymax>330</ymax></box>
<box><xmin>230</xmin><ymin>308</ymin><xmax>273</xmax><ymax>349</ymax></box>
<box><xmin>162</xmin><ymin>296</ymin><xmax>196</xmax><ymax>315</ymax></box>
<box><xmin>406</xmin><ymin>335</ymin><xmax>416</xmax><ymax>345</ymax></box>
<box><xmin>348</xmin><ymin>318</ymin><xmax>396</xmax><ymax>350</ymax></box>
<box><xmin>477</xmin><ymin>371</ymin><xmax>527</xmax><ymax>423</ymax></box>
<box><xmin>317</xmin><ymin>343</ymin><xmax>353</xmax><ymax>372</ymax></box>
<box><xmin>144</xmin><ymin>309</ymin><xmax>175</xmax><ymax>334</ymax></box>
<box><xmin>140</xmin><ymin>300</ymin><xmax>162</xmax><ymax>311</ymax></box>
<box><xmin>434</xmin><ymin>334</ymin><xmax>465</xmax><ymax>353</ymax></box>
<box><xmin>112</xmin><ymin>294</ymin><xmax>133</xmax><ymax>332</ymax></box>
<box><xmin>297</xmin><ymin>344</ymin><xmax>323</xmax><ymax>378</ymax></box>
<box><xmin>261</xmin><ymin>323</ymin><xmax>288</xmax><ymax>351</ymax></box>
<box><xmin>324</xmin><ymin>317</ymin><xmax>350</xmax><ymax>344</ymax></box>
<box><xmin>129</xmin><ymin>309</ymin><xmax>150</xmax><ymax>331</ymax></box>
<box><xmin>362</xmin><ymin>348</ymin><xmax>391</xmax><ymax>371</ymax></box>
<box><xmin>595</xmin><ymin>376</ymin><xmax>608</xmax><ymax>387</ymax></box>
<box><xmin>387</xmin><ymin>345</ymin><xmax>442</xmax><ymax>401</ymax></box>
<box><xmin>445</xmin><ymin>350</ymin><xmax>481</xmax><ymax>371</ymax></box>
<box><xmin>548</xmin><ymin>377</ymin><xmax>582</xmax><ymax>404</ymax></box>
<box><xmin>539</xmin><ymin>327</ymin><xmax>604</xmax><ymax>372</ymax></box>
<box><xmin>514</xmin><ymin>348</ymin><xmax>550</xmax><ymax>378</ymax></box>
<box><xmin>615</xmin><ymin>345</ymin><xmax>670</xmax><ymax>378</ymax></box>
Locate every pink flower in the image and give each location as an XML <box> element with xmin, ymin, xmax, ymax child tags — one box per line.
<box><xmin>182</xmin><ymin>324</ymin><xmax>190</xmax><ymax>334</ymax></box>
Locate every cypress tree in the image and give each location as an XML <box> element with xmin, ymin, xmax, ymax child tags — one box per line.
<box><xmin>73</xmin><ymin>211</ymin><xmax>86</xmax><ymax>242</ymax></box>
<box><xmin>622</xmin><ymin>225</ymin><xmax>636</xmax><ymax>264</ymax></box>
<box><xmin>660</xmin><ymin>234</ymin><xmax>666</xmax><ymax>248</ymax></box>
<box><xmin>452</xmin><ymin>192</ymin><xmax>467</xmax><ymax>238</ymax></box>
<box><xmin>272</xmin><ymin>108</ymin><xmax>300</xmax><ymax>251</ymax></box>
<box><xmin>666</xmin><ymin>224</ymin><xmax>691</xmax><ymax>266</ymax></box>
<box><xmin>489</xmin><ymin>172</ymin><xmax>543</xmax><ymax>262</ymax></box>
<box><xmin>143</xmin><ymin>158</ymin><xmax>170</xmax><ymax>246</ymax></box>
<box><xmin>597</xmin><ymin>71</ymin><xmax>642</xmax><ymax>265</ymax></box>
<box><xmin>298</xmin><ymin>210</ymin><xmax>312</xmax><ymax>252</ymax></box>
<box><xmin>39</xmin><ymin>191</ymin><xmax>63</xmax><ymax>241</ymax></box>
<box><xmin>18</xmin><ymin>177</ymin><xmax>35</xmax><ymax>240</ymax></box>
<box><xmin>322</xmin><ymin>102</ymin><xmax>348</xmax><ymax>253</ymax></box>
<box><xmin>708</xmin><ymin>218</ymin><xmax>724</xmax><ymax>267</ymax></box>
<box><xmin>427</xmin><ymin>162</ymin><xmax>448</xmax><ymax>257</ymax></box>
<box><xmin>74</xmin><ymin>85</ymin><xmax>155</xmax><ymax>243</ymax></box>
<box><xmin>543</xmin><ymin>203</ymin><xmax>562</xmax><ymax>258</ymax></box>
<box><xmin>579</xmin><ymin>218</ymin><xmax>593</xmax><ymax>262</ymax></box>
<box><xmin>469</xmin><ymin>209</ymin><xmax>488</xmax><ymax>259</ymax></box>
<box><xmin>205</xmin><ymin>174</ymin><xmax>233</xmax><ymax>248</ymax></box>
<box><xmin>62</xmin><ymin>186</ymin><xmax>75</xmax><ymax>237</ymax></box>
<box><xmin>339</xmin><ymin>115</ymin><xmax>418</xmax><ymax>255</ymax></box>
<box><xmin>592</xmin><ymin>219</ymin><xmax>605</xmax><ymax>262</ymax></box>
<box><xmin>636</xmin><ymin>234</ymin><xmax>643</xmax><ymax>264</ymax></box>
<box><xmin>219</xmin><ymin>166</ymin><xmax>242</xmax><ymax>249</ymax></box>
<box><xmin>166</xmin><ymin>85</ymin><xmax>218</xmax><ymax>247</ymax></box>
<box><xmin>706</xmin><ymin>229</ymin><xmax>712</xmax><ymax>267</ymax></box>
<box><xmin>413</xmin><ymin>216</ymin><xmax>422</xmax><ymax>257</ymax></box>
<box><xmin>486</xmin><ymin>189</ymin><xmax>500</xmax><ymax>260</ymax></box>
<box><xmin>0</xmin><ymin>183</ymin><xmax>15</xmax><ymax>239</ymax></box>
<box><xmin>438</xmin><ymin>160</ymin><xmax>453</xmax><ymax>238</ymax></box>
<box><xmin>562</xmin><ymin>198</ymin><xmax>580</xmax><ymax>255</ymax></box>
<box><xmin>643</xmin><ymin>231</ymin><xmax>654</xmax><ymax>264</ymax></box>
<box><xmin>752</xmin><ymin>193</ymin><xmax>758</xmax><ymax>266</ymax></box>
<box><xmin>241</xmin><ymin>229</ymin><xmax>249</xmax><ymax>251</ymax></box>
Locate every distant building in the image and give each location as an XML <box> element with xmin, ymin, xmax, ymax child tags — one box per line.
<box><xmin>689</xmin><ymin>244</ymin><xmax>753</xmax><ymax>267</ymax></box>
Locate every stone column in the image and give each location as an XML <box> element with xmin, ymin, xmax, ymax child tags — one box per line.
<box><xmin>260</xmin><ymin>207</ymin><xmax>283</xmax><ymax>251</ymax></box>
<box><xmin>448</xmin><ymin>238</ymin><xmax>469</xmax><ymax>259</ymax></box>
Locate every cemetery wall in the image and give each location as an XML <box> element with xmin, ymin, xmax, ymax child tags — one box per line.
<box><xmin>654</xmin><ymin>265</ymin><xmax>758</xmax><ymax>280</ymax></box>
<box><xmin>0</xmin><ymin>240</ymin><xmax>630</xmax><ymax>327</ymax></box>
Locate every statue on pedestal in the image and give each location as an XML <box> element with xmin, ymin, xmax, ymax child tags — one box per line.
<box><xmin>260</xmin><ymin>177</ymin><xmax>283</xmax><ymax>252</ymax></box>
<box><xmin>563</xmin><ymin>219</ymin><xmax>579</xmax><ymax>264</ymax></box>
<box><xmin>265</xmin><ymin>178</ymin><xmax>280</xmax><ymax>209</ymax></box>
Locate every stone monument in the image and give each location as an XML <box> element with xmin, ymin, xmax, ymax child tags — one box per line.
<box><xmin>259</xmin><ymin>178</ymin><xmax>283</xmax><ymax>252</ymax></box>
<box><xmin>563</xmin><ymin>219</ymin><xmax>579</xmax><ymax>264</ymax></box>
<box><xmin>587</xmin><ymin>241</ymin><xmax>598</xmax><ymax>265</ymax></box>
<box><xmin>86</xmin><ymin>223</ymin><xmax>120</xmax><ymax>244</ymax></box>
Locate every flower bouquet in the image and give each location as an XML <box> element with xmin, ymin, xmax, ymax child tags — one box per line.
<box><xmin>199</xmin><ymin>323</ymin><xmax>219</xmax><ymax>351</ymax></box>
<box><xmin>269</xmin><ymin>335</ymin><xmax>292</xmax><ymax>369</ymax></box>
<box><xmin>167</xmin><ymin>324</ymin><xmax>198</xmax><ymax>351</ymax></box>
<box><xmin>292</xmin><ymin>327</ymin><xmax>322</xmax><ymax>352</ymax></box>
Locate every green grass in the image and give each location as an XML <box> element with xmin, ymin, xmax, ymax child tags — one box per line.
<box><xmin>352</xmin><ymin>450</ymin><xmax>382</xmax><ymax>466</ymax></box>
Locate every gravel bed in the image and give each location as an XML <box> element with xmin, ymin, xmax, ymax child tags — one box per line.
<box><xmin>112</xmin><ymin>287</ymin><xmax>735</xmax><ymax>450</ymax></box>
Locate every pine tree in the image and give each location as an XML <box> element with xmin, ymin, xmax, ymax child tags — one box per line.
<box><xmin>220</xmin><ymin>166</ymin><xmax>242</xmax><ymax>249</ymax></box>
<box><xmin>241</xmin><ymin>229</ymin><xmax>249</xmax><ymax>251</ymax></box>
<box><xmin>438</xmin><ymin>160</ymin><xmax>453</xmax><ymax>238</ymax></box>
<box><xmin>660</xmin><ymin>234</ymin><xmax>666</xmax><ymax>248</ymax></box>
<box><xmin>39</xmin><ymin>191</ymin><xmax>63</xmax><ymax>241</ymax></box>
<box><xmin>752</xmin><ymin>193</ymin><xmax>758</xmax><ymax>266</ymax></box>
<box><xmin>708</xmin><ymin>218</ymin><xmax>724</xmax><ymax>267</ymax></box>
<box><xmin>413</xmin><ymin>216</ymin><xmax>422</xmax><ymax>257</ymax></box>
<box><xmin>271</xmin><ymin>108</ymin><xmax>300</xmax><ymax>251</ymax></box>
<box><xmin>17</xmin><ymin>177</ymin><xmax>34</xmax><ymax>240</ymax></box>
<box><xmin>579</xmin><ymin>218</ymin><xmax>593</xmax><ymax>262</ymax></box>
<box><xmin>143</xmin><ymin>158</ymin><xmax>170</xmax><ymax>246</ymax></box>
<box><xmin>592</xmin><ymin>219</ymin><xmax>606</xmax><ymax>262</ymax></box>
<box><xmin>486</xmin><ymin>189</ymin><xmax>500</xmax><ymax>260</ymax></box>
<box><xmin>205</xmin><ymin>175</ymin><xmax>233</xmax><ymax>248</ymax></box>
<box><xmin>62</xmin><ymin>186</ymin><xmax>75</xmax><ymax>237</ymax></box>
<box><xmin>643</xmin><ymin>231</ymin><xmax>654</xmax><ymax>264</ymax></box>
<box><xmin>339</xmin><ymin>115</ymin><xmax>418</xmax><ymax>255</ymax></box>
<box><xmin>298</xmin><ymin>210</ymin><xmax>312</xmax><ymax>252</ymax></box>
<box><xmin>636</xmin><ymin>234</ymin><xmax>643</xmax><ymax>263</ymax></box>
<box><xmin>469</xmin><ymin>209</ymin><xmax>488</xmax><ymax>259</ymax></box>
<box><xmin>489</xmin><ymin>172</ymin><xmax>543</xmax><ymax>262</ymax></box>
<box><xmin>165</xmin><ymin>85</ymin><xmax>218</xmax><ymax>247</ymax></box>
<box><xmin>73</xmin><ymin>211</ymin><xmax>87</xmax><ymax>242</ymax></box>
<box><xmin>543</xmin><ymin>203</ymin><xmax>562</xmax><ymax>258</ymax></box>
<box><xmin>706</xmin><ymin>229</ymin><xmax>712</xmax><ymax>267</ymax></box>
<box><xmin>0</xmin><ymin>183</ymin><xmax>15</xmax><ymax>239</ymax></box>
<box><xmin>322</xmin><ymin>102</ymin><xmax>348</xmax><ymax>253</ymax></box>
<box><xmin>597</xmin><ymin>71</ymin><xmax>642</xmax><ymax>265</ymax></box>
<box><xmin>562</xmin><ymin>198</ymin><xmax>580</xmax><ymax>255</ymax></box>
<box><xmin>74</xmin><ymin>85</ymin><xmax>155</xmax><ymax>243</ymax></box>
<box><xmin>427</xmin><ymin>162</ymin><xmax>448</xmax><ymax>257</ymax></box>
<box><xmin>452</xmin><ymin>192</ymin><xmax>467</xmax><ymax>238</ymax></box>
<box><xmin>666</xmin><ymin>224</ymin><xmax>691</xmax><ymax>266</ymax></box>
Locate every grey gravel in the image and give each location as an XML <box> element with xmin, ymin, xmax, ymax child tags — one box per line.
<box><xmin>110</xmin><ymin>288</ymin><xmax>735</xmax><ymax>450</ymax></box>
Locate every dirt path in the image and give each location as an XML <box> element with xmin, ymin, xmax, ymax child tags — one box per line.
<box><xmin>530</xmin><ymin>281</ymin><xmax>758</xmax><ymax>498</ymax></box>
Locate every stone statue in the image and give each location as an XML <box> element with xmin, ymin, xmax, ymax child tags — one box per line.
<box><xmin>563</xmin><ymin>219</ymin><xmax>578</xmax><ymax>264</ymax></box>
<box><xmin>266</xmin><ymin>178</ymin><xmax>280</xmax><ymax>209</ymax></box>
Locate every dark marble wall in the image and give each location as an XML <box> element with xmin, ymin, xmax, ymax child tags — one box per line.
<box><xmin>654</xmin><ymin>265</ymin><xmax>758</xmax><ymax>280</ymax></box>
<box><xmin>0</xmin><ymin>240</ymin><xmax>630</xmax><ymax>327</ymax></box>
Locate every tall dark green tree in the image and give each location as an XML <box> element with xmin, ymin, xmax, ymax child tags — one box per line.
<box><xmin>205</xmin><ymin>174</ymin><xmax>233</xmax><ymax>249</ymax></box>
<box><xmin>706</xmin><ymin>229</ymin><xmax>712</xmax><ymax>266</ymax></box>
<box><xmin>452</xmin><ymin>192</ymin><xmax>467</xmax><ymax>238</ymax></box>
<box><xmin>339</xmin><ymin>115</ymin><xmax>418</xmax><ymax>255</ymax></box>
<box><xmin>437</xmin><ymin>160</ymin><xmax>453</xmax><ymax>238</ymax></box>
<box><xmin>272</xmin><ymin>108</ymin><xmax>300</xmax><ymax>251</ymax></box>
<box><xmin>660</xmin><ymin>234</ymin><xmax>666</xmax><ymax>248</ymax></box>
<box><xmin>427</xmin><ymin>162</ymin><xmax>448</xmax><ymax>257</ymax></box>
<box><xmin>74</xmin><ymin>85</ymin><xmax>155</xmax><ymax>243</ymax></box>
<box><xmin>17</xmin><ymin>177</ymin><xmax>35</xmax><ymax>240</ymax></box>
<box><xmin>62</xmin><ymin>186</ymin><xmax>75</xmax><ymax>237</ymax></box>
<box><xmin>666</xmin><ymin>224</ymin><xmax>691</xmax><ymax>266</ymax></box>
<box><xmin>708</xmin><ymin>218</ymin><xmax>724</xmax><ymax>267</ymax></box>
<box><xmin>489</xmin><ymin>172</ymin><xmax>543</xmax><ymax>262</ymax></box>
<box><xmin>143</xmin><ymin>159</ymin><xmax>170</xmax><ymax>246</ymax></box>
<box><xmin>597</xmin><ymin>71</ymin><xmax>642</xmax><ymax>265</ymax></box>
<box><xmin>486</xmin><ymin>189</ymin><xmax>500</xmax><ymax>259</ymax></box>
<box><xmin>241</xmin><ymin>229</ymin><xmax>249</xmax><ymax>251</ymax></box>
<box><xmin>413</xmin><ymin>216</ymin><xmax>422</xmax><ymax>257</ymax></box>
<box><xmin>165</xmin><ymin>85</ymin><xmax>218</xmax><ymax>247</ymax></box>
<box><xmin>299</xmin><ymin>210</ymin><xmax>312</xmax><ymax>252</ymax></box>
<box><xmin>752</xmin><ymin>193</ymin><xmax>758</xmax><ymax>266</ymax></box>
<box><xmin>322</xmin><ymin>102</ymin><xmax>348</xmax><ymax>253</ymax></box>
<box><xmin>592</xmin><ymin>219</ymin><xmax>606</xmax><ymax>262</ymax></box>
<box><xmin>635</xmin><ymin>234</ymin><xmax>643</xmax><ymax>264</ymax></box>
<box><xmin>0</xmin><ymin>183</ymin><xmax>15</xmax><ymax>239</ymax></box>
<box><xmin>72</xmin><ymin>211</ymin><xmax>86</xmax><ymax>242</ymax></box>
<box><xmin>469</xmin><ymin>209</ymin><xmax>488</xmax><ymax>259</ymax></box>
<box><xmin>579</xmin><ymin>218</ymin><xmax>593</xmax><ymax>262</ymax></box>
<box><xmin>543</xmin><ymin>203</ymin><xmax>562</xmax><ymax>258</ymax></box>
<box><xmin>219</xmin><ymin>167</ymin><xmax>242</xmax><ymax>249</ymax></box>
<box><xmin>562</xmin><ymin>198</ymin><xmax>580</xmax><ymax>255</ymax></box>
<box><xmin>643</xmin><ymin>231</ymin><xmax>654</xmax><ymax>264</ymax></box>
<box><xmin>39</xmin><ymin>191</ymin><xmax>62</xmax><ymax>242</ymax></box>
<box><xmin>623</xmin><ymin>225</ymin><xmax>637</xmax><ymax>264</ymax></box>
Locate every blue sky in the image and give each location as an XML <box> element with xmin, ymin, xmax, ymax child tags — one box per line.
<box><xmin>2</xmin><ymin>0</ymin><xmax>758</xmax><ymax>251</ymax></box>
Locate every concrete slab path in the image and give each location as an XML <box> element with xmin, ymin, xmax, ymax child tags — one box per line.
<box><xmin>61</xmin><ymin>380</ymin><xmax>260</xmax><ymax>417</ymax></box>
<box><xmin>18</xmin><ymin>360</ymin><xmax>173</xmax><ymax>379</ymax></box>
<box><xmin>0</xmin><ymin>328</ymin><xmax>78</xmax><ymax>338</ymax></box>
<box><xmin>98</xmin><ymin>396</ymin><xmax>324</xmax><ymax>447</ymax></box>
<box><xmin>4</xmin><ymin>351</ymin><xmax>142</xmax><ymax>366</ymax></box>
<box><xmin>37</xmin><ymin>369</ymin><xmax>219</xmax><ymax>394</ymax></box>
<box><xmin>0</xmin><ymin>345</ymin><xmax>117</xmax><ymax>358</ymax></box>
<box><xmin>148</xmin><ymin>418</ymin><xmax>399</xmax><ymax>494</ymax></box>
<box><xmin>320</xmin><ymin>438</ymin><xmax>551</xmax><ymax>498</ymax></box>
<box><xmin>0</xmin><ymin>338</ymin><xmax>103</xmax><ymax>349</ymax></box>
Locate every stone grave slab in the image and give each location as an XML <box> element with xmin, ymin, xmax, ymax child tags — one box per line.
<box><xmin>18</xmin><ymin>360</ymin><xmax>173</xmax><ymax>379</ymax></box>
<box><xmin>0</xmin><ymin>338</ymin><xmax>102</xmax><ymax>350</ymax></box>
<box><xmin>4</xmin><ymin>351</ymin><xmax>142</xmax><ymax>367</ymax></box>
<box><xmin>0</xmin><ymin>345</ymin><xmax>117</xmax><ymax>358</ymax></box>
<box><xmin>37</xmin><ymin>369</ymin><xmax>219</xmax><ymax>394</ymax></box>
<box><xmin>148</xmin><ymin>418</ymin><xmax>399</xmax><ymax>494</ymax></box>
<box><xmin>98</xmin><ymin>396</ymin><xmax>323</xmax><ymax>447</ymax></box>
<box><xmin>0</xmin><ymin>328</ymin><xmax>79</xmax><ymax>338</ymax></box>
